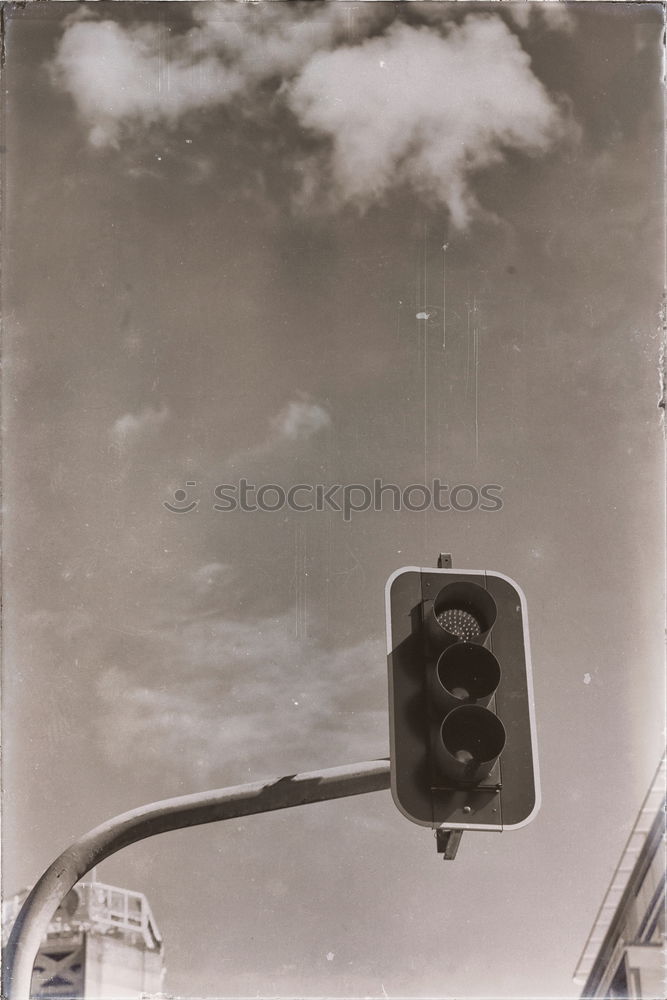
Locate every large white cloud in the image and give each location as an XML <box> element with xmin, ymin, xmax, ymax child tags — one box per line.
<box><xmin>288</xmin><ymin>17</ymin><xmax>572</xmax><ymax>227</ymax></box>
<box><xmin>50</xmin><ymin>5</ymin><xmax>575</xmax><ymax>226</ymax></box>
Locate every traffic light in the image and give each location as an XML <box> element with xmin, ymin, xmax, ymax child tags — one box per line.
<box><xmin>385</xmin><ymin>565</ymin><xmax>539</xmax><ymax>831</ymax></box>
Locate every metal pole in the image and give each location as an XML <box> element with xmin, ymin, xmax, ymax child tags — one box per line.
<box><xmin>434</xmin><ymin>551</ymin><xmax>462</xmax><ymax>860</ymax></box>
<box><xmin>3</xmin><ymin>758</ymin><xmax>390</xmax><ymax>1000</ymax></box>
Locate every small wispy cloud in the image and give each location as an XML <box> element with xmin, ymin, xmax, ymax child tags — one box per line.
<box><xmin>224</xmin><ymin>395</ymin><xmax>331</xmax><ymax>473</ymax></box>
<box><xmin>110</xmin><ymin>403</ymin><xmax>169</xmax><ymax>443</ymax></box>
<box><xmin>270</xmin><ymin>398</ymin><xmax>331</xmax><ymax>442</ymax></box>
<box><xmin>191</xmin><ymin>561</ymin><xmax>234</xmax><ymax>593</ymax></box>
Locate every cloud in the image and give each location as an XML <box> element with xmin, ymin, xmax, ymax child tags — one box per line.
<box><xmin>270</xmin><ymin>398</ymin><xmax>331</xmax><ymax>442</ymax></box>
<box><xmin>190</xmin><ymin>563</ymin><xmax>237</xmax><ymax>608</ymax></box>
<box><xmin>50</xmin><ymin>6</ymin><xmax>574</xmax><ymax>226</ymax></box>
<box><xmin>110</xmin><ymin>403</ymin><xmax>169</xmax><ymax>442</ymax></box>
<box><xmin>96</xmin><ymin>611</ymin><xmax>387</xmax><ymax>784</ymax></box>
<box><xmin>190</xmin><ymin>2</ymin><xmax>381</xmax><ymax>80</ymax></box>
<box><xmin>505</xmin><ymin>6</ymin><xmax>534</xmax><ymax>32</ymax></box>
<box><xmin>224</xmin><ymin>395</ymin><xmax>331</xmax><ymax>474</ymax></box>
<box><xmin>505</xmin><ymin>3</ymin><xmax>576</xmax><ymax>34</ymax></box>
<box><xmin>288</xmin><ymin>17</ymin><xmax>573</xmax><ymax>227</ymax></box>
<box><xmin>192</xmin><ymin>561</ymin><xmax>233</xmax><ymax>591</ymax></box>
<box><xmin>49</xmin><ymin>4</ymin><xmax>379</xmax><ymax>148</ymax></box>
<box><xmin>50</xmin><ymin>16</ymin><xmax>244</xmax><ymax>149</ymax></box>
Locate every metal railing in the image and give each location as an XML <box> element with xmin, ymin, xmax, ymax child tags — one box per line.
<box><xmin>3</xmin><ymin>881</ymin><xmax>162</xmax><ymax>953</ymax></box>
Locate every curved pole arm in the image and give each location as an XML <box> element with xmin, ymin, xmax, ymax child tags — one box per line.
<box><xmin>3</xmin><ymin>758</ymin><xmax>391</xmax><ymax>1000</ymax></box>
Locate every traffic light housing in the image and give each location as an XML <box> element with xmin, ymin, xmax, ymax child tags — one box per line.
<box><xmin>385</xmin><ymin>566</ymin><xmax>539</xmax><ymax>830</ymax></box>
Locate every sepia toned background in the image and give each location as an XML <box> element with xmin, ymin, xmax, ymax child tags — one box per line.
<box><xmin>2</xmin><ymin>2</ymin><xmax>664</xmax><ymax>996</ymax></box>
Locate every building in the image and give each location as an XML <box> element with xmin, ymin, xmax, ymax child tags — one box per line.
<box><xmin>2</xmin><ymin>881</ymin><xmax>166</xmax><ymax>998</ymax></box>
<box><xmin>574</xmin><ymin>756</ymin><xmax>666</xmax><ymax>999</ymax></box>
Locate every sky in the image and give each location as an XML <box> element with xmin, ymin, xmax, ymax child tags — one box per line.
<box><xmin>1</xmin><ymin>2</ymin><xmax>665</xmax><ymax>997</ymax></box>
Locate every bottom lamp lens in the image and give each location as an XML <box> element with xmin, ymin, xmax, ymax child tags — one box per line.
<box><xmin>437</xmin><ymin>705</ymin><xmax>506</xmax><ymax>787</ymax></box>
